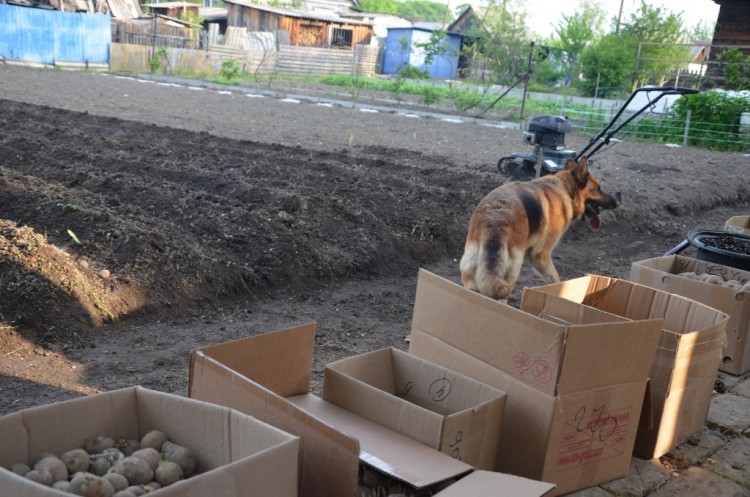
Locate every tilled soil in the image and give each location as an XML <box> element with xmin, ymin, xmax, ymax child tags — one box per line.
<box><xmin>0</xmin><ymin>65</ymin><xmax>749</xmax><ymax>492</ymax></box>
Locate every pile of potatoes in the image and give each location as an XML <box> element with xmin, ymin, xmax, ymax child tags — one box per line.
<box><xmin>7</xmin><ymin>430</ymin><xmax>197</xmax><ymax>496</ymax></box>
<box><xmin>677</xmin><ymin>271</ymin><xmax>750</xmax><ymax>291</ymax></box>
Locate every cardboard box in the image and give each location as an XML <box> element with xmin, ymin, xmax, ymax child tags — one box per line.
<box><xmin>323</xmin><ymin>347</ymin><xmax>507</xmax><ymax>470</ymax></box>
<box><xmin>434</xmin><ymin>470</ymin><xmax>554</xmax><ymax>497</ymax></box>
<box><xmin>189</xmin><ymin>323</ymin><xmax>484</xmax><ymax>497</ymax></box>
<box><xmin>408</xmin><ymin>269</ymin><xmax>663</xmax><ymax>496</ymax></box>
<box><xmin>725</xmin><ymin>215</ymin><xmax>750</xmax><ymax>236</ymax></box>
<box><xmin>0</xmin><ymin>386</ymin><xmax>299</xmax><ymax>497</ymax></box>
<box><xmin>630</xmin><ymin>254</ymin><xmax>750</xmax><ymax>375</ymax></box>
<box><xmin>532</xmin><ymin>274</ymin><xmax>729</xmax><ymax>459</ymax></box>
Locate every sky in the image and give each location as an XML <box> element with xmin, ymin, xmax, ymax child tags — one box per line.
<box><xmin>452</xmin><ymin>0</ymin><xmax>721</xmax><ymax>39</ymax></box>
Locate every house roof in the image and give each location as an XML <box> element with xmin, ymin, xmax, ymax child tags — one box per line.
<box><xmin>224</xmin><ymin>0</ymin><xmax>372</xmax><ymax>26</ymax></box>
<box><xmin>107</xmin><ymin>0</ymin><xmax>143</xmax><ymax>18</ymax></box>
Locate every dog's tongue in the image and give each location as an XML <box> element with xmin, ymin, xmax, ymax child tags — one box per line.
<box><xmin>589</xmin><ymin>214</ymin><xmax>601</xmax><ymax>230</ymax></box>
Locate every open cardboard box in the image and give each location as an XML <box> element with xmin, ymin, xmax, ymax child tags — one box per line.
<box><xmin>725</xmin><ymin>215</ymin><xmax>750</xmax><ymax>236</ymax></box>
<box><xmin>323</xmin><ymin>347</ymin><xmax>506</xmax><ymax>470</ymax></box>
<box><xmin>531</xmin><ymin>274</ymin><xmax>729</xmax><ymax>459</ymax></box>
<box><xmin>630</xmin><ymin>254</ymin><xmax>750</xmax><ymax>375</ymax></box>
<box><xmin>408</xmin><ymin>269</ymin><xmax>663</xmax><ymax>497</ymax></box>
<box><xmin>189</xmin><ymin>323</ymin><xmax>556</xmax><ymax>497</ymax></box>
<box><xmin>0</xmin><ymin>386</ymin><xmax>299</xmax><ymax>497</ymax></box>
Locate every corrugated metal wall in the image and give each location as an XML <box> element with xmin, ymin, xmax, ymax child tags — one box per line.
<box><xmin>0</xmin><ymin>4</ymin><xmax>110</xmax><ymax>65</ymax></box>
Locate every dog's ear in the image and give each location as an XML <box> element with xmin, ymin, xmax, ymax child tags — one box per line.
<box><xmin>571</xmin><ymin>156</ymin><xmax>590</xmax><ymax>185</ymax></box>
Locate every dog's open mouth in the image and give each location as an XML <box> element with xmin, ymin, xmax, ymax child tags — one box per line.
<box><xmin>585</xmin><ymin>202</ymin><xmax>603</xmax><ymax>230</ymax></box>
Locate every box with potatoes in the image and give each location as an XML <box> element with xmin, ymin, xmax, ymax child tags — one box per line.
<box><xmin>0</xmin><ymin>386</ymin><xmax>299</xmax><ymax>497</ymax></box>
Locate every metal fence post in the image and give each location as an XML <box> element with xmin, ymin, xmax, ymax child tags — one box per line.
<box><xmin>683</xmin><ymin>109</ymin><xmax>692</xmax><ymax>147</ymax></box>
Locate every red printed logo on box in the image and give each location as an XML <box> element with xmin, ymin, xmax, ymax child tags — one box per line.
<box><xmin>557</xmin><ymin>405</ymin><xmax>632</xmax><ymax>471</ymax></box>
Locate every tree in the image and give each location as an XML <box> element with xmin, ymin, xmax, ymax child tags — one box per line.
<box><xmin>551</xmin><ymin>1</ymin><xmax>606</xmax><ymax>86</ymax></box>
<box><xmin>579</xmin><ymin>33</ymin><xmax>634</xmax><ymax>97</ymax></box>
<box><xmin>355</xmin><ymin>0</ymin><xmax>452</xmax><ymax>23</ymax></box>
<box><xmin>620</xmin><ymin>1</ymin><xmax>691</xmax><ymax>87</ymax></box>
<box><xmin>467</xmin><ymin>0</ymin><xmax>531</xmax><ymax>85</ymax></box>
<box><xmin>355</xmin><ymin>0</ymin><xmax>398</xmax><ymax>14</ymax></box>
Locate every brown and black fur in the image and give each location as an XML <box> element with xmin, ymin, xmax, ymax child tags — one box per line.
<box><xmin>460</xmin><ymin>156</ymin><xmax>618</xmax><ymax>302</ymax></box>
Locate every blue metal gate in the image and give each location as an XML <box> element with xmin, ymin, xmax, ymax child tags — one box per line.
<box><xmin>0</xmin><ymin>4</ymin><xmax>110</xmax><ymax>65</ymax></box>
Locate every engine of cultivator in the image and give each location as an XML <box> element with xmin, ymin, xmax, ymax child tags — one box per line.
<box><xmin>497</xmin><ymin>115</ymin><xmax>577</xmax><ymax>180</ymax></box>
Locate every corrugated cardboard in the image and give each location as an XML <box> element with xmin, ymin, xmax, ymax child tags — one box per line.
<box><xmin>433</xmin><ymin>470</ymin><xmax>555</xmax><ymax>497</ymax></box>
<box><xmin>630</xmin><ymin>254</ymin><xmax>750</xmax><ymax>375</ymax></box>
<box><xmin>323</xmin><ymin>347</ymin><xmax>507</xmax><ymax>470</ymax></box>
<box><xmin>0</xmin><ymin>386</ymin><xmax>299</xmax><ymax>497</ymax></box>
<box><xmin>189</xmin><ymin>323</ymin><xmax>485</xmax><ymax>496</ymax></box>
<box><xmin>725</xmin><ymin>215</ymin><xmax>750</xmax><ymax>236</ymax></box>
<box><xmin>532</xmin><ymin>274</ymin><xmax>729</xmax><ymax>459</ymax></box>
<box><xmin>408</xmin><ymin>269</ymin><xmax>663</xmax><ymax>497</ymax></box>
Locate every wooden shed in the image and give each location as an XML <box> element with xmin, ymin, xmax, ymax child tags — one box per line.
<box><xmin>224</xmin><ymin>0</ymin><xmax>373</xmax><ymax>48</ymax></box>
<box><xmin>711</xmin><ymin>0</ymin><xmax>750</xmax><ymax>49</ymax></box>
<box><xmin>706</xmin><ymin>0</ymin><xmax>750</xmax><ymax>87</ymax></box>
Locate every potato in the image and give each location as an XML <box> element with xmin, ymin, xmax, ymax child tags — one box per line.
<box><xmin>154</xmin><ymin>460</ymin><xmax>183</xmax><ymax>487</ymax></box>
<box><xmin>62</xmin><ymin>448</ymin><xmax>91</xmax><ymax>473</ymax></box>
<box><xmin>112</xmin><ymin>456</ymin><xmax>154</xmax><ymax>485</ymax></box>
<box><xmin>85</xmin><ymin>436</ymin><xmax>116</xmax><ymax>454</ymax></box>
<box><xmin>139</xmin><ymin>430</ymin><xmax>167</xmax><ymax>452</ymax></box>
<box><xmin>724</xmin><ymin>279</ymin><xmax>743</xmax><ymax>289</ymax></box>
<box><xmin>131</xmin><ymin>448</ymin><xmax>160</xmax><ymax>471</ymax></box>
<box><xmin>34</xmin><ymin>455</ymin><xmax>68</xmax><ymax>482</ymax></box>
<box><xmin>142</xmin><ymin>481</ymin><xmax>161</xmax><ymax>492</ymax></box>
<box><xmin>124</xmin><ymin>486</ymin><xmax>146</xmax><ymax>496</ymax></box>
<box><xmin>90</xmin><ymin>457</ymin><xmax>114</xmax><ymax>477</ymax></box>
<box><xmin>52</xmin><ymin>480</ymin><xmax>71</xmax><ymax>491</ymax></box>
<box><xmin>161</xmin><ymin>441</ymin><xmax>197</xmax><ymax>477</ymax></box>
<box><xmin>116</xmin><ymin>438</ymin><xmax>140</xmax><ymax>457</ymax></box>
<box><xmin>103</xmin><ymin>472</ymin><xmax>129</xmax><ymax>492</ymax></box>
<box><xmin>25</xmin><ymin>468</ymin><xmax>53</xmax><ymax>486</ymax></box>
<box><xmin>69</xmin><ymin>472</ymin><xmax>115</xmax><ymax>497</ymax></box>
<box><xmin>90</xmin><ymin>448</ymin><xmax>124</xmax><ymax>476</ymax></box>
<box><xmin>9</xmin><ymin>462</ymin><xmax>30</xmax><ymax>476</ymax></box>
<box><xmin>113</xmin><ymin>492</ymin><xmax>138</xmax><ymax>497</ymax></box>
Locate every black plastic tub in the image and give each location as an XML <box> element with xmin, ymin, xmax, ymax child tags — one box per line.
<box><xmin>687</xmin><ymin>229</ymin><xmax>750</xmax><ymax>271</ymax></box>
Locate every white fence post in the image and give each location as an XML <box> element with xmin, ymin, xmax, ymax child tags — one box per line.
<box><xmin>683</xmin><ymin>109</ymin><xmax>692</xmax><ymax>147</ymax></box>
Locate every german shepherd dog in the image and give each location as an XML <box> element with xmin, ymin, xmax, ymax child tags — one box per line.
<box><xmin>460</xmin><ymin>156</ymin><xmax>618</xmax><ymax>302</ymax></box>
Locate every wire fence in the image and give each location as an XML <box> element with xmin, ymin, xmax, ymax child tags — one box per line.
<box><xmin>561</xmin><ymin>106</ymin><xmax>750</xmax><ymax>152</ymax></box>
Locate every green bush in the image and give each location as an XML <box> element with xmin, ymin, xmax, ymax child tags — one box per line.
<box><xmin>668</xmin><ymin>90</ymin><xmax>750</xmax><ymax>151</ymax></box>
<box><xmin>219</xmin><ymin>59</ymin><xmax>241</xmax><ymax>82</ymax></box>
<box><xmin>397</xmin><ymin>65</ymin><xmax>430</xmax><ymax>80</ymax></box>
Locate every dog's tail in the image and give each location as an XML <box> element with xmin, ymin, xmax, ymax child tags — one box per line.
<box><xmin>460</xmin><ymin>243</ymin><xmax>511</xmax><ymax>301</ymax></box>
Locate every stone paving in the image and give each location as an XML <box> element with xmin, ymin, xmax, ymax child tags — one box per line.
<box><xmin>567</xmin><ymin>370</ymin><xmax>750</xmax><ymax>496</ymax></box>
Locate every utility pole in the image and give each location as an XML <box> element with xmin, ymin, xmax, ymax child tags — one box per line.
<box><xmin>520</xmin><ymin>41</ymin><xmax>535</xmax><ymax>120</ymax></box>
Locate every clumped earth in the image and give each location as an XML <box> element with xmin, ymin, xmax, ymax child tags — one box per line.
<box><xmin>1</xmin><ymin>65</ymin><xmax>749</xmax><ymax>435</ymax></box>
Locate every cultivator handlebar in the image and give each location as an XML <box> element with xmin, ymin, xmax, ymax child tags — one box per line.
<box><xmin>575</xmin><ymin>86</ymin><xmax>700</xmax><ymax>161</ymax></box>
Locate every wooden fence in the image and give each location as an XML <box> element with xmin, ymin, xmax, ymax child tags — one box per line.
<box><xmin>110</xmin><ymin>42</ymin><xmax>379</xmax><ymax>78</ymax></box>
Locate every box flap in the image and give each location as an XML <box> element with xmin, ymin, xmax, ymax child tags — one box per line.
<box><xmin>189</xmin><ymin>324</ymin><xmax>361</xmax><ymax>497</ymax></box>
<box><xmin>434</xmin><ymin>470</ymin><xmax>556</xmax><ymax>497</ymax></box>
<box><xmin>555</xmin><ymin>320</ymin><xmax>663</xmax><ymax>395</ymax></box>
<box><xmin>410</xmin><ymin>269</ymin><xmax>565</xmax><ymax>395</ymax></box>
<box><xmin>288</xmin><ymin>394</ymin><xmax>473</xmax><ymax>489</ymax></box>
<box><xmin>189</xmin><ymin>322</ymin><xmax>314</xmax><ymax>398</ymax></box>
<box><xmin>409</xmin><ymin>330</ymin><xmax>557</xmax><ymax>480</ymax></box>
